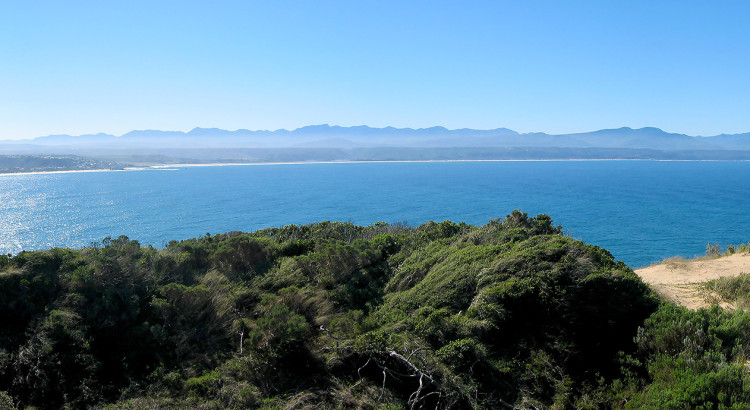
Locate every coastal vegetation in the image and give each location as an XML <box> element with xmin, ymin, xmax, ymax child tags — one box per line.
<box><xmin>1</xmin><ymin>212</ymin><xmax>750</xmax><ymax>408</ymax></box>
<box><xmin>704</xmin><ymin>274</ymin><xmax>750</xmax><ymax>309</ymax></box>
<box><xmin>0</xmin><ymin>155</ymin><xmax>124</xmax><ymax>174</ymax></box>
<box><xmin>7</xmin><ymin>148</ymin><xmax>750</xmax><ymax>171</ymax></box>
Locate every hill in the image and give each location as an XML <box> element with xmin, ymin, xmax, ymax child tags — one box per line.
<box><xmin>2</xmin><ymin>213</ymin><xmax>750</xmax><ymax>408</ymax></box>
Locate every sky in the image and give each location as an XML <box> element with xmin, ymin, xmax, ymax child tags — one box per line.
<box><xmin>1</xmin><ymin>1</ymin><xmax>749</xmax><ymax>139</ymax></box>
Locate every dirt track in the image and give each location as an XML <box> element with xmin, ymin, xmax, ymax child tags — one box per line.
<box><xmin>635</xmin><ymin>253</ymin><xmax>750</xmax><ymax>310</ymax></box>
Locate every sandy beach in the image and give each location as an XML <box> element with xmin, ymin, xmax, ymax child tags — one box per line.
<box><xmin>635</xmin><ymin>252</ymin><xmax>750</xmax><ymax>309</ymax></box>
<box><xmin>4</xmin><ymin>158</ymin><xmax>750</xmax><ymax>177</ymax></box>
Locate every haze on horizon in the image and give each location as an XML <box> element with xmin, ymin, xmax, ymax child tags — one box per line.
<box><xmin>1</xmin><ymin>1</ymin><xmax>749</xmax><ymax>140</ymax></box>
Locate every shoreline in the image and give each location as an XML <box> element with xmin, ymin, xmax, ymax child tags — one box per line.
<box><xmin>0</xmin><ymin>168</ymin><xmax>128</xmax><ymax>177</ymax></box>
<box><xmin>3</xmin><ymin>157</ymin><xmax>750</xmax><ymax>176</ymax></box>
<box><xmin>167</xmin><ymin>158</ymin><xmax>750</xmax><ymax>168</ymax></box>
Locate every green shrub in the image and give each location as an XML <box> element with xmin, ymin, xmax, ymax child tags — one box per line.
<box><xmin>185</xmin><ymin>371</ymin><xmax>223</xmax><ymax>398</ymax></box>
<box><xmin>704</xmin><ymin>273</ymin><xmax>750</xmax><ymax>309</ymax></box>
<box><xmin>0</xmin><ymin>213</ymin><xmax>674</xmax><ymax>408</ymax></box>
<box><xmin>0</xmin><ymin>391</ymin><xmax>16</xmax><ymax>410</ymax></box>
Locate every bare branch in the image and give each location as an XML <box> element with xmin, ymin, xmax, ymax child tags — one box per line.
<box><xmin>388</xmin><ymin>351</ymin><xmax>443</xmax><ymax>391</ymax></box>
<box><xmin>498</xmin><ymin>397</ymin><xmax>523</xmax><ymax>410</ymax></box>
<box><xmin>352</xmin><ymin>357</ymin><xmax>372</xmax><ymax>389</ymax></box>
<box><xmin>319</xmin><ymin>325</ymin><xmax>340</xmax><ymax>347</ymax></box>
<box><xmin>379</xmin><ymin>367</ymin><xmax>387</xmax><ymax>401</ymax></box>
<box><xmin>469</xmin><ymin>359</ymin><xmax>480</xmax><ymax>375</ymax></box>
<box><xmin>408</xmin><ymin>373</ymin><xmax>425</xmax><ymax>409</ymax></box>
<box><xmin>406</xmin><ymin>346</ymin><xmax>428</xmax><ymax>361</ymax></box>
<box><xmin>388</xmin><ymin>350</ymin><xmax>445</xmax><ymax>409</ymax></box>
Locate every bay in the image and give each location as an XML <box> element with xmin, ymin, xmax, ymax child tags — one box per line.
<box><xmin>1</xmin><ymin>160</ymin><xmax>749</xmax><ymax>268</ymax></box>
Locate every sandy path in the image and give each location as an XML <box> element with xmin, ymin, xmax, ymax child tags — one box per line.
<box><xmin>635</xmin><ymin>253</ymin><xmax>750</xmax><ymax>310</ymax></box>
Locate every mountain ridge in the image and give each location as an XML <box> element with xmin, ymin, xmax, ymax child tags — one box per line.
<box><xmin>3</xmin><ymin>125</ymin><xmax>750</xmax><ymax>159</ymax></box>
<box><xmin>14</xmin><ymin>124</ymin><xmax>750</xmax><ymax>143</ymax></box>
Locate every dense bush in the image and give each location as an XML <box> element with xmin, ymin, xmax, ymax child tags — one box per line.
<box><xmin>1</xmin><ymin>212</ymin><xmax>739</xmax><ymax>408</ymax></box>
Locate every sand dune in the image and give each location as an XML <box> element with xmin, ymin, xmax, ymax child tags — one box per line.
<box><xmin>635</xmin><ymin>253</ymin><xmax>750</xmax><ymax>310</ymax></box>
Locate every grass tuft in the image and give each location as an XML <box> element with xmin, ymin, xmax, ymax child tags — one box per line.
<box><xmin>703</xmin><ymin>273</ymin><xmax>750</xmax><ymax>309</ymax></box>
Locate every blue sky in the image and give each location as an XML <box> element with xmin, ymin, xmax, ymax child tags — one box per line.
<box><xmin>1</xmin><ymin>1</ymin><xmax>749</xmax><ymax>139</ymax></box>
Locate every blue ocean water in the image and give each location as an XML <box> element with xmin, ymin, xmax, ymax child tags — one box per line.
<box><xmin>1</xmin><ymin>161</ymin><xmax>749</xmax><ymax>268</ymax></box>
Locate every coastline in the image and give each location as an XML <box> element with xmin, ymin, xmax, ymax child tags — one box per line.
<box><xmin>168</xmin><ymin>158</ymin><xmax>750</xmax><ymax>168</ymax></box>
<box><xmin>0</xmin><ymin>168</ymin><xmax>128</xmax><ymax>177</ymax></box>
<box><xmin>3</xmin><ymin>157</ymin><xmax>750</xmax><ymax>176</ymax></box>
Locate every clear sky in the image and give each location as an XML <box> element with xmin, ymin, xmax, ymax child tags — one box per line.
<box><xmin>1</xmin><ymin>1</ymin><xmax>749</xmax><ymax>139</ymax></box>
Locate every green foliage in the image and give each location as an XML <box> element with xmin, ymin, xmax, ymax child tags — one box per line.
<box><xmin>213</xmin><ymin>235</ymin><xmax>274</xmax><ymax>278</ymax></box>
<box><xmin>248</xmin><ymin>300</ymin><xmax>310</xmax><ymax>350</ymax></box>
<box><xmin>628</xmin><ymin>357</ymin><xmax>750</xmax><ymax>409</ymax></box>
<box><xmin>617</xmin><ymin>303</ymin><xmax>750</xmax><ymax>408</ymax></box>
<box><xmin>704</xmin><ymin>273</ymin><xmax>750</xmax><ymax>309</ymax></box>
<box><xmin>707</xmin><ymin>241</ymin><xmax>750</xmax><ymax>257</ymax></box>
<box><xmin>185</xmin><ymin>370</ymin><xmax>223</xmax><ymax>398</ymax></box>
<box><xmin>0</xmin><ymin>254</ymin><xmax>11</xmax><ymax>269</ymax></box>
<box><xmin>0</xmin><ymin>212</ymin><xmax>710</xmax><ymax>408</ymax></box>
<box><xmin>12</xmin><ymin>309</ymin><xmax>99</xmax><ymax>408</ymax></box>
<box><xmin>0</xmin><ymin>390</ymin><xmax>16</xmax><ymax>410</ymax></box>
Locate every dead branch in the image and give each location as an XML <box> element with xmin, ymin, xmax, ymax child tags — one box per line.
<box><xmin>406</xmin><ymin>346</ymin><xmax>428</xmax><ymax>361</ymax></box>
<box><xmin>355</xmin><ymin>358</ymin><xmax>371</xmax><ymax>385</ymax></box>
<box><xmin>319</xmin><ymin>325</ymin><xmax>340</xmax><ymax>347</ymax></box>
<box><xmin>389</xmin><ymin>351</ymin><xmax>444</xmax><ymax>390</ymax></box>
<box><xmin>379</xmin><ymin>367</ymin><xmax>387</xmax><ymax>401</ymax></box>
<box><xmin>497</xmin><ymin>397</ymin><xmax>523</xmax><ymax>410</ymax></box>
<box><xmin>389</xmin><ymin>350</ymin><xmax>445</xmax><ymax>409</ymax></box>
<box><xmin>468</xmin><ymin>359</ymin><xmax>480</xmax><ymax>375</ymax></box>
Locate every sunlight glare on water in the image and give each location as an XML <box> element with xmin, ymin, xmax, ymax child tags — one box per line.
<box><xmin>1</xmin><ymin>161</ymin><xmax>750</xmax><ymax>268</ymax></box>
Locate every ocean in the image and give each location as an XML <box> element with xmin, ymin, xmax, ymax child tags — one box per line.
<box><xmin>1</xmin><ymin>160</ymin><xmax>749</xmax><ymax>268</ymax></box>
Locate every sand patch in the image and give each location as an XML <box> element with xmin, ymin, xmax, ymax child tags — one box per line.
<box><xmin>635</xmin><ymin>253</ymin><xmax>750</xmax><ymax>310</ymax></box>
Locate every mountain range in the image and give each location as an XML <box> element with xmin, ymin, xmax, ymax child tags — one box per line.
<box><xmin>2</xmin><ymin>125</ymin><xmax>750</xmax><ymax>162</ymax></box>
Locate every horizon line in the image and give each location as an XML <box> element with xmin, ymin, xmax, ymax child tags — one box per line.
<box><xmin>3</xmin><ymin>124</ymin><xmax>749</xmax><ymax>142</ymax></box>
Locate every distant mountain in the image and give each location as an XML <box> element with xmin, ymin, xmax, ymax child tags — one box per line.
<box><xmin>29</xmin><ymin>133</ymin><xmax>118</xmax><ymax>145</ymax></box>
<box><xmin>1</xmin><ymin>125</ymin><xmax>523</xmax><ymax>150</ymax></box>
<box><xmin>2</xmin><ymin>125</ymin><xmax>750</xmax><ymax>161</ymax></box>
<box><xmin>121</xmin><ymin>130</ymin><xmax>187</xmax><ymax>139</ymax></box>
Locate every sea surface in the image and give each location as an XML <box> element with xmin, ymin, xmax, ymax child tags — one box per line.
<box><xmin>1</xmin><ymin>160</ymin><xmax>749</xmax><ymax>268</ymax></box>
